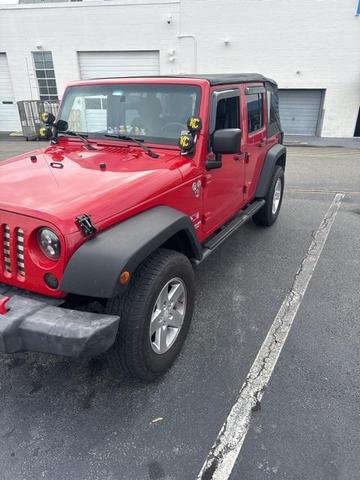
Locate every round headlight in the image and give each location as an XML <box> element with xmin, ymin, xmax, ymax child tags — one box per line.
<box><xmin>38</xmin><ymin>228</ymin><xmax>61</xmax><ymax>260</ymax></box>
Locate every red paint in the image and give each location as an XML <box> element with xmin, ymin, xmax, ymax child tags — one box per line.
<box><xmin>0</xmin><ymin>296</ymin><xmax>10</xmax><ymax>315</ymax></box>
<box><xmin>0</xmin><ymin>77</ymin><xmax>280</xmax><ymax>298</ymax></box>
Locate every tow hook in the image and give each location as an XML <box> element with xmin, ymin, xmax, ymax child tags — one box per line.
<box><xmin>0</xmin><ymin>296</ymin><xmax>10</xmax><ymax>315</ymax></box>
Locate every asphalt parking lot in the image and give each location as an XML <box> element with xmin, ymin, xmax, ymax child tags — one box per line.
<box><xmin>0</xmin><ymin>141</ymin><xmax>359</xmax><ymax>480</ymax></box>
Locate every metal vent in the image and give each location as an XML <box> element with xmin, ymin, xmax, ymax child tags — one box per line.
<box><xmin>17</xmin><ymin>229</ymin><xmax>25</xmax><ymax>277</ymax></box>
<box><xmin>3</xmin><ymin>225</ymin><xmax>11</xmax><ymax>273</ymax></box>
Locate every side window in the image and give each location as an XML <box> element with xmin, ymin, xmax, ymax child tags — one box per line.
<box><xmin>247</xmin><ymin>94</ymin><xmax>264</xmax><ymax>133</ymax></box>
<box><xmin>268</xmin><ymin>91</ymin><xmax>278</xmax><ymax>125</ymax></box>
<box><xmin>266</xmin><ymin>86</ymin><xmax>281</xmax><ymax>137</ymax></box>
<box><xmin>215</xmin><ymin>96</ymin><xmax>239</xmax><ymax>130</ymax></box>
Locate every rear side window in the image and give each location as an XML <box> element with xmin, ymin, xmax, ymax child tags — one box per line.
<box><xmin>215</xmin><ymin>97</ymin><xmax>240</xmax><ymax>130</ymax></box>
<box><xmin>268</xmin><ymin>92</ymin><xmax>276</xmax><ymax>124</ymax></box>
<box><xmin>266</xmin><ymin>85</ymin><xmax>281</xmax><ymax>137</ymax></box>
<box><xmin>247</xmin><ymin>94</ymin><xmax>264</xmax><ymax>133</ymax></box>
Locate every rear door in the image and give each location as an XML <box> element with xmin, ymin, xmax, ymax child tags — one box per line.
<box><xmin>203</xmin><ymin>88</ymin><xmax>244</xmax><ymax>236</ymax></box>
<box><xmin>241</xmin><ymin>84</ymin><xmax>268</xmax><ymax>201</ymax></box>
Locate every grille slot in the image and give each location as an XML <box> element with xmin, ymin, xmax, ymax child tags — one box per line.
<box><xmin>1</xmin><ymin>225</ymin><xmax>26</xmax><ymax>278</ymax></box>
<box><xmin>3</xmin><ymin>225</ymin><xmax>11</xmax><ymax>273</ymax></box>
<box><xmin>17</xmin><ymin>229</ymin><xmax>25</xmax><ymax>277</ymax></box>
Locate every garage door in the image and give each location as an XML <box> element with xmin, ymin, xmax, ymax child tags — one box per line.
<box><xmin>278</xmin><ymin>89</ymin><xmax>324</xmax><ymax>135</ymax></box>
<box><xmin>77</xmin><ymin>51</ymin><xmax>160</xmax><ymax>131</ymax></box>
<box><xmin>78</xmin><ymin>51</ymin><xmax>160</xmax><ymax>79</ymax></box>
<box><xmin>0</xmin><ymin>53</ymin><xmax>20</xmax><ymax>132</ymax></box>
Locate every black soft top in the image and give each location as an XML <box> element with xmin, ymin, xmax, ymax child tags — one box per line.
<box><xmin>90</xmin><ymin>73</ymin><xmax>277</xmax><ymax>87</ymax></box>
<box><xmin>165</xmin><ymin>74</ymin><xmax>277</xmax><ymax>86</ymax></box>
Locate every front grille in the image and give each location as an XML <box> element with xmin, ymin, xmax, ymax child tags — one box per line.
<box><xmin>17</xmin><ymin>229</ymin><xmax>25</xmax><ymax>277</ymax></box>
<box><xmin>3</xmin><ymin>225</ymin><xmax>11</xmax><ymax>273</ymax></box>
<box><xmin>1</xmin><ymin>224</ymin><xmax>26</xmax><ymax>278</ymax></box>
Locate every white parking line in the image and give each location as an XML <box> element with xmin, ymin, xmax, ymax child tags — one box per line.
<box><xmin>197</xmin><ymin>193</ymin><xmax>344</xmax><ymax>480</ymax></box>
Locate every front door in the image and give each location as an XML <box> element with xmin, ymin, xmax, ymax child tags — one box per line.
<box><xmin>202</xmin><ymin>88</ymin><xmax>245</xmax><ymax>236</ymax></box>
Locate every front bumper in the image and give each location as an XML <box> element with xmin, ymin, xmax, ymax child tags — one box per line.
<box><xmin>0</xmin><ymin>287</ymin><xmax>120</xmax><ymax>358</ymax></box>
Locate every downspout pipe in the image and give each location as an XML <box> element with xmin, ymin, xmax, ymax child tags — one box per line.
<box><xmin>177</xmin><ymin>34</ymin><xmax>197</xmax><ymax>73</ymax></box>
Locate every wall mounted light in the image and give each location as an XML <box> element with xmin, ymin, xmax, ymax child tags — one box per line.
<box><xmin>168</xmin><ymin>49</ymin><xmax>176</xmax><ymax>62</ymax></box>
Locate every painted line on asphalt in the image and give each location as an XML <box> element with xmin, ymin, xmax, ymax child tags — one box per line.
<box><xmin>287</xmin><ymin>188</ymin><xmax>360</xmax><ymax>195</ymax></box>
<box><xmin>197</xmin><ymin>193</ymin><xmax>344</xmax><ymax>480</ymax></box>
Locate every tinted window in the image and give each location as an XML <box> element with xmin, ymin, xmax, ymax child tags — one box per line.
<box><xmin>266</xmin><ymin>86</ymin><xmax>281</xmax><ymax>137</ymax></box>
<box><xmin>267</xmin><ymin>90</ymin><xmax>278</xmax><ymax>125</ymax></box>
<box><xmin>215</xmin><ymin>96</ymin><xmax>239</xmax><ymax>130</ymax></box>
<box><xmin>247</xmin><ymin>94</ymin><xmax>264</xmax><ymax>133</ymax></box>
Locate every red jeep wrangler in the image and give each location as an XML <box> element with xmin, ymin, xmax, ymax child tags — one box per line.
<box><xmin>0</xmin><ymin>74</ymin><xmax>285</xmax><ymax>380</ymax></box>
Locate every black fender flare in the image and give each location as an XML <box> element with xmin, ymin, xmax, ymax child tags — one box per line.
<box><xmin>255</xmin><ymin>144</ymin><xmax>286</xmax><ymax>198</ymax></box>
<box><xmin>61</xmin><ymin>206</ymin><xmax>202</xmax><ymax>299</ymax></box>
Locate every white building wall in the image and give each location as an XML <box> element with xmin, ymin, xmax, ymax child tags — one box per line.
<box><xmin>177</xmin><ymin>0</ymin><xmax>360</xmax><ymax>138</ymax></box>
<box><xmin>0</xmin><ymin>0</ymin><xmax>180</xmax><ymax>101</ymax></box>
<box><xmin>0</xmin><ymin>0</ymin><xmax>359</xmax><ymax>137</ymax></box>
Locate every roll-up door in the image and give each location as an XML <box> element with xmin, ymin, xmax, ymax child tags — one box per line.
<box><xmin>278</xmin><ymin>89</ymin><xmax>324</xmax><ymax>135</ymax></box>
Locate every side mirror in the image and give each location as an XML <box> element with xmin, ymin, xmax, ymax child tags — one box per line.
<box><xmin>212</xmin><ymin>128</ymin><xmax>241</xmax><ymax>155</ymax></box>
<box><xmin>56</xmin><ymin>119</ymin><xmax>68</xmax><ymax>132</ymax></box>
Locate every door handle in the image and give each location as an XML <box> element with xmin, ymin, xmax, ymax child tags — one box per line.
<box><xmin>234</xmin><ymin>152</ymin><xmax>249</xmax><ymax>163</ymax></box>
<box><xmin>258</xmin><ymin>139</ymin><xmax>267</xmax><ymax>147</ymax></box>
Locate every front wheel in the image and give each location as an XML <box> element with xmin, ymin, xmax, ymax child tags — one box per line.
<box><xmin>253</xmin><ymin>166</ymin><xmax>284</xmax><ymax>226</ymax></box>
<box><xmin>104</xmin><ymin>249</ymin><xmax>195</xmax><ymax>381</ymax></box>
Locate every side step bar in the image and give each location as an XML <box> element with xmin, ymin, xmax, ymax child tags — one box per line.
<box><xmin>194</xmin><ymin>199</ymin><xmax>265</xmax><ymax>266</ymax></box>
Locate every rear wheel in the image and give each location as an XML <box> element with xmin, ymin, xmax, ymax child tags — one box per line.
<box><xmin>253</xmin><ymin>166</ymin><xmax>284</xmax><ymax>226</ymax></box>
<box><xmin>104</xmin><ymin>248</ymin><xmax>195</xmax><ymax>381</ymax></box>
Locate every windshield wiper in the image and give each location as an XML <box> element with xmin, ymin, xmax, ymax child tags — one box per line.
<box><xmin>104</xmin><ymin>134</ymin><xmax>159</xmax><ymax>158</ymax></box>
<box><xmin>58</xmin><ymin>131</ymin><xmax>97</xmax><ymax>151</ymax></box>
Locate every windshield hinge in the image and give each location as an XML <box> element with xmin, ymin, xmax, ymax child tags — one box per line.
<box><xmin>76</xmin><ymin>214</ymin><xmax>97</xmax><ymax>236</ymax></box>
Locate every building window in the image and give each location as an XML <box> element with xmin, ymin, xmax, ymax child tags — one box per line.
<box><xmin>32</xmin><ymin>51</ymin><xmax>58</xmax><ymax>102</ymax></box>
<box><xmin>247</xmin><ymin>94</ymin><xmax>264</xmax><ymax>133</ymax></box>
<box><xmin>20</xmin><ymin>0</ymin><xmax>82</xmax><ymax>3</ymax></box>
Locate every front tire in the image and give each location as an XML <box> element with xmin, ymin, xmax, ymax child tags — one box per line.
<box><xmin>253</xmin><ymin>166</ymin><xmax>284</xmax><ymax>226</ymax></box>
<box><xmin>104</xmin><ymin>249</ymin><xmax>195</xmax><ymax>381</ymax></box>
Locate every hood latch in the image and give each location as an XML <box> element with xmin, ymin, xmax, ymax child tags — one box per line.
<box><xmin>76</xmin><ymin>214</ymin><xmax>97</xmax><ymax>236</ymax></box>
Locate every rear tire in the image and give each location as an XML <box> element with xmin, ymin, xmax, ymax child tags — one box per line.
<box><xmin>104</xmin><ymin>248</ymin><xmax>195</xmax><ymax>381</ymax></box>
<box><xmin>253</xmin><ymin>166</ymin><xmax>284</xmax><ymax>226</ymax></box>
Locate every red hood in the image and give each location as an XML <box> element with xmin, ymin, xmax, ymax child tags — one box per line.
<box><xmin>0</xmin><ymin>142</ymin><xmax>184</xmax><ymax>234</ymax></box>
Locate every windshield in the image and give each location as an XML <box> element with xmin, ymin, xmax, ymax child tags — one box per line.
<box><xmin>58</xmin><ymin>83</ymin><xmax>201</xmax><ymax>145</ymax></box>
